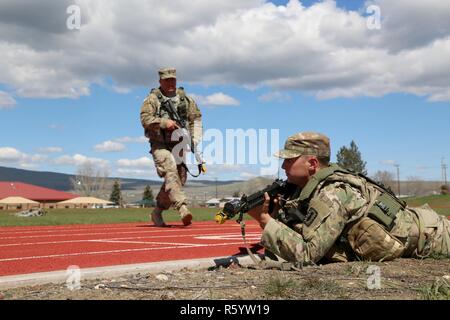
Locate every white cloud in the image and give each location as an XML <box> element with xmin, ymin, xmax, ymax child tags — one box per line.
<box><xmin>191</xmin><ymin>93</ymin><xmax>240</xmax><ymax>107</ymax></box>
<box><xmin>94</xmin><ymin>140</ymin><xmax>126</xmax><ymax>152</ymax></box>
<box><xmin>115</xmin><ymin>136</ymin><xmax>148</xmax><ymax>144</ymax></box>
<box><xmin>117</xmin><ymin>157</ymin><xmax>154</xmax><ymax>170</ymax></box>
<box><xmin>112</xmin><ymin>86</ymin><xmax>131</xmax><ymax>94</ymax></box>
<box><xmin>37</xmin><ymin>147</ymin><xmax>63</xmax><ymax>153</ymax></box>
<box><xmin>240</xmin><ymin>171</ymin><xmax>258</xmax><ymax>179</ymax></box>
<box><xmin>116</xmin><ymin>168</ymin><xmax>158</xmax><ymax>179</ymax></box>
<box><xmin>29</xmin><ymin>154</ymin><xmax>48</xmax><ymax>162</ymax></box>
<box><xmin>53</xmin><ymin>154</ymin><xmax>109</xmax><ymax>168</ymax></box>
<box><xmin>258</xmin><ymin>91</ymin><xmax>291</xmax><ymax>103</ymax></box>
<box><xmin>48</xmin><ymin>123</ymin><xmax>64</xmax><ymax>130</ymax></box>
<box><xmin>0</xmin><ymin>147</ymin><xmax>25</xmax><ymax>163</ymax></box>
<box><xmin>0</xmin><ymin>91</ymin><xmax>16</xmax><ymax>109</ymax></box>
<box><xmin>0</xmin><ymin>147</ymin><xmax>48</xmax><ymax>167</ymax></box>
<box><xmin>0</xmin><ymin>0</ymin><xmax>449</xmax><ymax>101</ymax></box>
<box><xmin>380</xmin><ymin>160</ymin><xmax>397</xmax><ymax>166</ymax></box>
<box><xmin>19</xmin><ymin>163</ymin><xmax>39</xmax><ymax>170</ymax></box>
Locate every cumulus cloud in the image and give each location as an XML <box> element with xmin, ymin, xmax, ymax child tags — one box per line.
<box><xmin>115</xmin><ymin>136</ymin><xmax>148</xmax><ymax>144</ymax></box>
<box><xmin>117</xmin><ymin>157</ymin><xmax>154</xmax><ymax>170</ymax></box>
<box><xmin>0</xmin><ymin>147</ymin><xmax>25</xmax><ymax>163</ymax></box>
<box><xmin>37</xmin><ymin>147</ymin><xmax>63</xmax><ymax>153</ymax></box>
<box><xmin>94</xmin><ymin>140</ymin><xmax>126</xmax><ymax>152</ymax></box>
<box><xmin>0</xmin><ymin>147</ymin><xmax>48</xmax><ymax>167</ymax></box>
<box><xmin>53</xmin><ymin>154</ymin><xmax>109</xmax><ymax>168</ymax></box>
<box><xmin>112</xmin><ymin>86</ymin><xmax>131</xmax><ymax>94</ymax></box>
<box><xmin>240</xmin><ymin>171</ymin><xmax>258</xmax><ymax>179</ymax></box>
<box><xmin>380</xmin><ymin>160</ymin><xmax>397</xmax><ymax>166</ymax></box>
<box><xmin>258</xmin><ymin>91</ymin><xmax>292</xmax><ymax>103</ymax></box>
<box><xmin>116</xmin><ymin>168</ymin><xmax>158</xmax><ymax>179</ymax></box>
<box><xmin>0</xmin><ymin>91</ymin><xmax>16</xmax><ymax>109</ymax></box>
<box><xmin>0</xmin><ymin>0</ymin><xmax>449</xmax><ymax>101</ymax></box>
<box><xmin>191</xmin><ymin>92</ymin><xmax>240</xmax><ymax>107</ymax></box>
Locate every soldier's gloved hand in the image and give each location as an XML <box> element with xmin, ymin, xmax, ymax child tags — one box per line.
<box><xmin>259</xmin><ymin>192</ymin><xmax>274</xmax><ymax>229</ymax></box>
<box><xmin>166</xmin><ymin>120</ymin><xmax>179</xmax><ymax>131</ymax></box>
<box><xmin>271</xmin><ymin>194</ymin><xmax>281</xmax><ymax>218</ymax></box>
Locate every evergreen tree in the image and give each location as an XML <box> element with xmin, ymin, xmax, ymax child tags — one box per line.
<box><xmin>109</xmin><ymin>180</ymin><xmax>123</xmax><ymax>206</ymax></box>
<box><xmin>143</xmin><ymin>185</ymin><xmax>154</xmax><ymax>201</ymax></box>
<box><xmin>336</xmin><ymin>140</ymin><xmax>367</xmax><ymax>174</ymax></box>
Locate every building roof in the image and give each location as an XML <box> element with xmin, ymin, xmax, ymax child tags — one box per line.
<box><xmin>0</xmin><ymin>182</ymin><xmax>78</xmax><ymax>201</ymax></box>
<box><xmin>58</xmin><ymin>197</ymin><xmax>113</xmax><ymax>204</ymax></box>
<box><xmin>0</xmin><ymin>196</ymin><xmax>39</xmax><ymax>204</ymax></box>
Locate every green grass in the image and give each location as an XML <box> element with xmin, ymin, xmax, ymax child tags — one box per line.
<box><xmin>1</xmin><ymin>194</ymin><xmax>448</xmax><ymax>227</ymax></box>
<box><xmin>419</xmin><ymin>278</ymin><xmax>450</xmax><ymax>300</ymax></box>
<box><xmin>263</xmin><ymin>275</ymin><xmax>297</xmax><ymax>297</ymax></box>
<box><xmin>0</xmin><ymin>207</ymin><xmax>221</xmax><ymax>227</ymax></box>
<box><xmin>405</xmin><ymin>194</ymin><xmax>450</xmax><ymax>216</ymax></box>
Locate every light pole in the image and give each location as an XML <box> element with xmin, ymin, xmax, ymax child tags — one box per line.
<box><xmin>394</xmin><ymin>164</ymin><xmax>400</xmax><ymax>196</ymax></box>
<box><xmin>215</xmin><ymin>177</ymin><xmax>218</xmax><ymax>199</ymax></box>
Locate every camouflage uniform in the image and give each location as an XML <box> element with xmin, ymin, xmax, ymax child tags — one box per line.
<box><xmin>140</xmin><ymin>68</ymin><xmax>202</xmax><ymax>224</ymax></box>
<box><xmin>261</xmin><ymin>132</ymin><xmax>450</xmax><ymax>265</ymax></box>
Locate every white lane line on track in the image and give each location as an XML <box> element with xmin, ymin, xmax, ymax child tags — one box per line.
<box><xmin>0</xmin><ymin>223</ymin><xmax>248</xmax><ymax>235</ymax></box>
<box><xmin>87</xmin><ymin>240</ymin><xmax>204</xmax><ymax>246</ymax></box>
<box><xmin>0</xmin><ymin>225</ymin><xmax>260</xmax><ymax>241</ymax></box>
<box><xmin>0</xmin><ymin>232</ymin><xmax>262</xmax><ymax>247</ymax></box>
<box><xmin>0</xmin><ymin>241</ymin><xmax>256</xmax><ymax>262</ymax></box>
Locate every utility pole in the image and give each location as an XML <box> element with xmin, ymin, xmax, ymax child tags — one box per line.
<box><xmin>215</xmin><ymin>177</ymin><xmax>218</xmax><ymax>199</ymax></box>
<box><xmin>442</xmin><ymin>158</ymin><xmax>448</xmax><ymax>186</ymax></box>
<box><xmin>394</xmin><ymin>164</ymin><xmax>400</xmax><ymax>196</ymax></box>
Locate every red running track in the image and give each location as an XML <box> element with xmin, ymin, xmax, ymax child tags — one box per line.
<box><xmin>0</xmin><ymin>221</ymin><xmax>262</xmax><ymax>277</ymax></box>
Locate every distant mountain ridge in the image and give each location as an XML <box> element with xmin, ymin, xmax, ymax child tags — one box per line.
<box><xmin>0</xmin><ymin>166</ymin><xmax>242</xmax><ymax>191</ymax></box>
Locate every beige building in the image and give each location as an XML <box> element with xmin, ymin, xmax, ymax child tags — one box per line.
<box><xmin>57</xmin><ymin>197</ymin><xmax>114</xmax><ymax>209</ymax></box>
<box><xmin>0</xmin><ymin>197</ymin><xmax>40</xmax><ymax>210</ymax></box>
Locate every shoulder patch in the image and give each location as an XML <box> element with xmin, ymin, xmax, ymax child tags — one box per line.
<box><xmin>304</xmin><ymin>207</ymin><xmax>318</xmax><ymax>227</ymax></box>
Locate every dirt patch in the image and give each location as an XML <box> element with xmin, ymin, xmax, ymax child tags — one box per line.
<box><xmin>1</xmin><ymin>258</ymin><xmax>449</xmax><ymax>300</ymax></box>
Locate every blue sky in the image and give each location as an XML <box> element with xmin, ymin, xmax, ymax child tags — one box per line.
<box><xmin>0</xmin><ymin>0</ymin><xmax>449</xmax><ymax>182</ymax></box>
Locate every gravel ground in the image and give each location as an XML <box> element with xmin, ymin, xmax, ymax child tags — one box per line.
<box><xmin>1</xmin><ymin>258</ymin><xmax>449</xmax><ymax>300</ymax></box>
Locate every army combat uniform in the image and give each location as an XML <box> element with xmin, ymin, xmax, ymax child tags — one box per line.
<box><xmin>140</xmin><ymin>68</ymin><xmax>202</xmax><ymax>223</ymax></box>
<box><xmin>261</xmin><ymin>133</ymin><xmax>450</xmax><ymax>265</ymax></box>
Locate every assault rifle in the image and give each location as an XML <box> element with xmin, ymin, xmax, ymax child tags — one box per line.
<box><xmin>215</xmin><ymin>179</ymin><xmax>296</xmax><ymax>224</ymax></box>
<box><xmin>161</xmin><ymin>99</ymin><xmax>206</xmax><ymax>176</ymax></box>
<box><xmin>216</xmin><ymin>179</ymin><xmax>304</xmax><ymax>272</ymax></box>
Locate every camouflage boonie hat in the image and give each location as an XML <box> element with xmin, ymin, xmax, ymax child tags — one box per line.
<box><xmin>274</xmin><ymin>132</ymin><xmax>330</xmax><ymax>159</ymax></box>
<box><xmin>158</xmin><ymin>67</ymin><xmax>176</xmax><ymax>79</ymax></box>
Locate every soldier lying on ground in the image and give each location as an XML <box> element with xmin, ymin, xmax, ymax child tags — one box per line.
<box><xmin>247</xmin><ymin>132</ymin><xmax>450</xmax><ymax>265</ymax></box>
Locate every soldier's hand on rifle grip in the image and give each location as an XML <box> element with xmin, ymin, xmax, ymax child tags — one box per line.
<box><xmin>166</xmin><ymin>119</ymin><xmax>179</xmax><ymax>131</ymax></box>
<box><xmin>259</xmin><ymin>192</ymin><xmax>273</xmax><ymax>229</ymax></box>
<box><xmin>271</xmin><ymin>194</ymin><xmax>281</xmax><ymax>218</ymax></box>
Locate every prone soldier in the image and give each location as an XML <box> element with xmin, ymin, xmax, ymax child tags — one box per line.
<box><xmin>237</xmin><ymin>132</ymin><xmax>450</xmax><ymax>264</ymax></box>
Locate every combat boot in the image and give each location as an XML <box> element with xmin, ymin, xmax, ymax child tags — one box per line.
<box><xmin>151</xmin><ymin>208</ymin><xmax>167</xmax><ymax>227</ymax></box>
<box><xmin>179</xmin><ymin>204</ymin><xmax>192</xmax><ymax>226</ymax></box>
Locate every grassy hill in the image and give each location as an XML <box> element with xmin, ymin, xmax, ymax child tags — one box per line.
<box><xmin>0</xmin><ymin>165</ymin><xmax>242</xmax><ymax>192</ymax></box>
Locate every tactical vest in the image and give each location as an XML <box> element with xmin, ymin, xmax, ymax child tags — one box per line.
<box><xmin>281</xmin><ymin>164</ymin><xmax>407</xmax><ymax>231</ymax></box>
<box><xmin>147</xmin><ymin>87</ymin><xmax>190</xmax><ymax>147</ymax></box>
<box><xmin>151</xmin><ymin>87</ymin><xmax>189</xmax><ymax>122</ymax></box>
